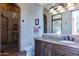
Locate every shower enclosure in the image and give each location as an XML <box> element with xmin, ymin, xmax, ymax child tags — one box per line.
<box><xmin>0</xmin><ymin>4</ymin><xmax>20</xmax><ymax>55</ymax></box>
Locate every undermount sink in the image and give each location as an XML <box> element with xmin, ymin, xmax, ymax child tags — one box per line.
<box><xmin>60</xmin><ymin>40</ymin><xmax>75</xmax><ymax>44</ymax></box>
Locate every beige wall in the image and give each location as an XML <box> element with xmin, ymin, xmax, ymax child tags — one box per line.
<box><xmin>18</xmin><ymin>3</ymin><xmax>43</xmax><ymax>51</ymax></box>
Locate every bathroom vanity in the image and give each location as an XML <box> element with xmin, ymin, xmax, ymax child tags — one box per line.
<box><xmin>35</xmin><ymin>37</ymin><xmax>79</xmax><ymax>56</ymax></box>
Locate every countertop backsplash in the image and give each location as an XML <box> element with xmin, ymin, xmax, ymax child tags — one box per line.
<box><xmin>42</xmin><ymin>33</ymin><xmax>79</xmax><ymax>42</ymax></box>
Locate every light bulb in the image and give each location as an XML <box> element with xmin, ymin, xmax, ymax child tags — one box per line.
<box><xmin>57</xmin><ymin>5</ymin><xmax>65</xmax><ymax>13</ymax></box>
<box><xmin>49</xmin><ymin>8</ymin><xmax>54</xmax><ymax>13</ymax></box>
<box><xmin>49</xmin><ymin>8</ymin><xmax>57</xmax><ymax>14</ymax></box>
<box><xmin>57</xmin><ymin>6</ymin><xmax>63</xmax><ymax>11</ymax></box>
<box><xmin>67</xmin><ymin>3</ymin><xmax>74</xmax><ymax>8</ymax></box>
<box><xmin>66</xmin><ymin>3</ymin><xmax>75</xmax><ymax>10</ymax></box>
<box><xmin>52</xmin><ymin>10</ymin><xmax>57</xmax><ymax>14</ymax></box>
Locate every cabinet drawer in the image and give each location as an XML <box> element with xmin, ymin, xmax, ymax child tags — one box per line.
<box><xmin>54</xmin><ymin>44</ymin><xmax>79</xmax><ymax>52</ymax></box>
<box><xmin>54</xmin><ymin>49</ymin><xmax>78</xmax><ymax>56</ymax></box>
<box><xmin>54</xmin><ymin>43</ymin><xmax>79</xmax><ymax>56</ymax></box>
<box><xmin>54</xmin><ymin>49</ymin><xmax>66</xmax><ymax>56</ymax></box>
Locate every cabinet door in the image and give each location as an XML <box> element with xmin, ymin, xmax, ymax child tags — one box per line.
<box><xmin>35</xmin><ymin>40</ymin><xmax>44</xmax><ymax>56</ymax></box>
<box><xmin>54</xmin><ymin>49</ymin><xmax>66</xmax><ymax>56</ymax></box>
<box><xmin>44</xmin><ymin>42</ymin><xmax>51</xmax><ymax>56</ymax></box>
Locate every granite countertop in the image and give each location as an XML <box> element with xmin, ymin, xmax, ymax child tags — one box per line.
<box><xmin>34</xmin><ymin>37</ymin><xmax>79</xmax><ymax>49</ymax></box>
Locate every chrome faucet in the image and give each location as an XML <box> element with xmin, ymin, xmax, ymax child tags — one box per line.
<box><xmin>67</xmin><ymin>36</ymin><xmax>70</xmax><ymax>40</ymax></box>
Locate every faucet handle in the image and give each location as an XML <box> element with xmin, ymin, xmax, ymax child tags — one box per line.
<box><xmin>66</xmin><ymin>36</ymin><xmax>70</xmax><ymax>41</ymax></box>
<box><xmin>72</xmin><ymin>38</ymin><xmax>75</xmax><ymax>41</ymax></box>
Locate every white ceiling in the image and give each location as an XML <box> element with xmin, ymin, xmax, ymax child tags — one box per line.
<box><xmin>38</xmin><ymin>3</ymin><xmax>79</xmax><ymax>10</ymax></box>
<box><xmin>38</xmin><ymin>3</ymin><xmax>56</xmax><ymax>9</ymax></box>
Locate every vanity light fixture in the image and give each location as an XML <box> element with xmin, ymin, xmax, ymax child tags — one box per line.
<box><xmin>49</xmin><ymin>3</ymin><xmax>76</xmax><ymax>14</ymax></box>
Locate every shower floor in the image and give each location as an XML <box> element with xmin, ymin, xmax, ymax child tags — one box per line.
<box><xmin>0</xmin><ymin>48</ymin><xmax>19</xmax><ymax>56</ymax></box>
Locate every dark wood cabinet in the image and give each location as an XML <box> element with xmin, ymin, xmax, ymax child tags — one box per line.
<box><xmin>35</xmin><ymin>40</ymin><xmax>44</xmax><ymax>56</ymax></box>
<box><xmin>35</xmin><ymin>39</ymin><xmax>79</xmax><ymax>56</ymax></box>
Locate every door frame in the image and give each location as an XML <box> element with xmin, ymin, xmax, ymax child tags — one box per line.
<box><xmin>43</xmin><ymin>14</ymin><xmax>47</xmax><ymax>33</ymax></box>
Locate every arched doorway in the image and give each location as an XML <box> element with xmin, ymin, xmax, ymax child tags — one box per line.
<box><xmin>43</xmin><ymin>14</ymin><xmax>47</xmax><ymax>33</ymax></box>
<box><xmin>0</xmin><ymin>3</ymin><xmax>20</xmax><ymax>55</ymax></box>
